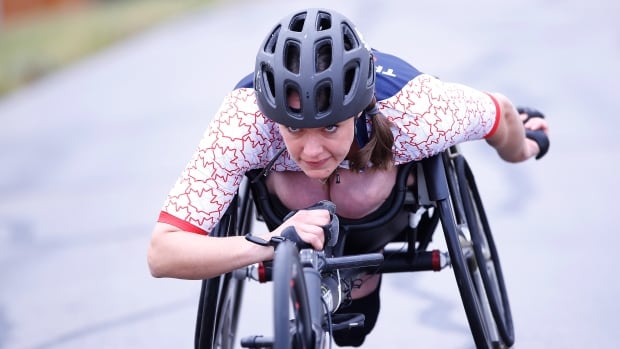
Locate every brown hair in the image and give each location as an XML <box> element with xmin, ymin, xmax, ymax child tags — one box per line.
<box><xmin>348</xmin><ymin>96</ymin><xmax>395</xmax><ymax>171</ymax></box>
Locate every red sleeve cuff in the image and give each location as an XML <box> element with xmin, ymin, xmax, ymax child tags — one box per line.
<box><xmin>158</xmin><ymin>211</ymin><xmax>207</xmax><ymax>235</ymax></box>
<box><xmin>484</xmin><ymin>92</ymin><xmax>501</xmax><ymax>139</ymax></box>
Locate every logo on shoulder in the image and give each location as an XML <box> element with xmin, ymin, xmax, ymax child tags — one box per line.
<box><xmin>376</xmin><ymin>65</ymin><xmax>397</xmax><ymax>78</ymax></box>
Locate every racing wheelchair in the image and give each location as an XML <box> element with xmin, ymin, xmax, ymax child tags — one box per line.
<box><xmin>194</xmin><ymin>145</ymin><xmax>515</xmax><ymax>349</ymax></box>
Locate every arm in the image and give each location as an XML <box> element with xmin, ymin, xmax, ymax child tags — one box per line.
<box><xmin>147</xmin><ymin>88</ymin><xmax>327</xmax><ymax>280</ymax></box>
<box><xmin>382</xmin><ymin>74</ymin><xmax>549</xmax><ymax>164</ymax></box>
<box><xmin>485</xmin><ymin>92</ymin><xmax>550</xmax><ymax>163</ymax></box>
<box><xmin>147</xmin><ymin>223</ymin><xmax>274</xmax><ymax>280</ymax></box>
<box><xmin>147</xmin><ymin>209</ymin><xmax>328</xmax><ymax>280</ymax></box>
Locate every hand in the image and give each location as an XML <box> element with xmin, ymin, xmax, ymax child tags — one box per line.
<box><xmin>274</xmin><ymin>209</ymin><xmax>330</xmax><ymax>250</ymax></box>
<box><xmin>517</xmin><ymin>107</ymin><xmax>550</xmax><ymax>160</ymax></box>
<box><xmin>518</xmin><ymin>107</ymin><xmax>549</xmax><ymax>133</ymax></box>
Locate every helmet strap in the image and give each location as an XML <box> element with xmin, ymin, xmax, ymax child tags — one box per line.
<box><xmin>355</xmin><ymin>113</ymin><xmax>370</xmax><ymax>148</ymax></box>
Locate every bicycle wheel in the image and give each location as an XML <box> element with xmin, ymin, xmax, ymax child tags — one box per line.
<box><xmin>195</xmin><ymin>181</ymin><xmax>254</xmax><ymax>349</ymax></box>
<box><xmin>435</xmin><ymin>152</ymin><xmax>493</xmax><ymax>348</ymax></box>
<box><xmin>273</xmin><ymin>240</ymin><xmax>314</xmax><ymax>349</ymax></box>
<box><xmin>454</xmin><ymin>155</ymin><xmax>515</xmax><ymax>346</ymax></box>
<box><xmin>440</xmin><ymin>151</ymin><xmax>513</xmax><ymax>348</ymax></box>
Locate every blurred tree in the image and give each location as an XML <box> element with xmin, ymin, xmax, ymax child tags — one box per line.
<box><xmin>1</xmin><ymin>0</ymin><xmax>92</xmax><ymax>23</ymax></box>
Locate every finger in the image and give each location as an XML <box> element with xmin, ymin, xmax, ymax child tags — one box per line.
<box><xmin>292</xmin><ymin>209</ymin><xmax>331</xmax><ymax>225</ymax></box>
<box><xmin>524</xmin><ymin>118</ymin><xmax>550</xmax><ymax>133</ymax></box>
<box><xmin>299</xmin><ymin>224</ymin><xmax>326</xmax><ymax>249</ymax></box>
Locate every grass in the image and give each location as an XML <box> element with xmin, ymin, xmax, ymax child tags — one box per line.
<box><xmin>0</xmin><ymin>0</ymin><xmax>216</xmax><ymax>96</ymax></box>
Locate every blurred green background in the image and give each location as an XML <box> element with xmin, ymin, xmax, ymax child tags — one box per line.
<box><xmin>0</xmin><ymin>0</ymin><xmax>215</xmax><ymax>97</ymax></box>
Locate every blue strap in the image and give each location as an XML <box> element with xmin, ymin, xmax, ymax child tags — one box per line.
<box><xmin>355</xmin><ymin>114</ymin><xmax>369</xmax><ymax>148</ymax></box>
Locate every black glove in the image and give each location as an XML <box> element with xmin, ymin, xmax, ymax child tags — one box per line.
<box><xmin>517</xmin><ymin>106</ymin><xmax>550</xmax><ymax>160</ymax></box>
<box><xmin>282</xmin><ymin>200</ymin><xmax>340</xmax><ymax>250</ymax></box>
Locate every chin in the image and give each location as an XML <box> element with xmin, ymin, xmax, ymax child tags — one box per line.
<box><xmin>302</xmin><ymin>167</ymin><xmax>334</xmax><ymax>179</ymax></box>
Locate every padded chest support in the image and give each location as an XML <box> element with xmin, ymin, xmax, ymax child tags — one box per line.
<box><xmin>246</xmin><ymin>162</ymin><xmax>416</xmax><ymax>256</ymax></box>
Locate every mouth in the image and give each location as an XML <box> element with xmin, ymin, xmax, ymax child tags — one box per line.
<box><xmin>302</xmin><ymin>158</ymin><xmax>330</xmax><ymax>169</ymax></box>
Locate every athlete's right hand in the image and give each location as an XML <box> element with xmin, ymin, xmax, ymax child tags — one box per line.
<box><xmin>274</xmin><ymin>209</ymin><xmax>330</xmax><ymax>250</ymax></box>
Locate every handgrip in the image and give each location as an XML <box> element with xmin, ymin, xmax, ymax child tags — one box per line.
<box><xmin>323</xmin><ymin>252</ymin><xmax>384</xmax><ymax>271</ymax></box>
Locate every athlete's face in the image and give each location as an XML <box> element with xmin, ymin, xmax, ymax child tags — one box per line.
<box><xmin>278</xmin><ymin>94</ymin><xmax>356</xmax><ymax>180</ymax></box>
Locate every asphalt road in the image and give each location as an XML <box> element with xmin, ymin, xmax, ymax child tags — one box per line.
<box><xmin>1</xmin><ymin>0</ymin><xmax>619</xmax><ymax>348</ymax></box>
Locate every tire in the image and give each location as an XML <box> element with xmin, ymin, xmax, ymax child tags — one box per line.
<box><xmin>195</xmin><ymin>181</ymin><xmax>254</xmax><ymax>349</ymax></box>
<box><xmin>273</xmin><ymin>241</ymin><xmax>314</xmax><ymax>349</ymax></box>
<box><xmin>438</xmin><ymin>197</ymin><xmax>494</xmax><ymax>348</ymax></box>
<box><xmin>441</xmin><ymin>152</ymin><xmax>514</xmax><ymax>348</ymax></box>
<box><xmin>454</xmin><ymin>155</ymin><xmax>515</xmax><ymax>347</ymax></box>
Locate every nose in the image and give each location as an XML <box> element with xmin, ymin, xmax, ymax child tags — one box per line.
<box><xmin>301</xmin><ymin>133</ymin><xmax>324</xmax><ymax>159</ymax></box>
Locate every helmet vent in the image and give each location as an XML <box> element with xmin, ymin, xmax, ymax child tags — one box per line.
<box><xmin>367</xmin><ymin>54</ymin><xmax>375</xmax><ymax>86</ymax></box>
<box><xmin>316</xmin><ymin>11</ymin><xmax>332</xmax><ymax>31</ymax></box>
<box><xmin>264</xmin><ymin>25</ymin><xmax>281</xmax><ymax>54</ymax></box>
<box><xmin>316</xmin><ymin>82</ymin><xmax>332</xmax><ymax>114</ymax></box>
<box><xmin>260</xmin><ymin>64</ymin><xmax>276</xmax><ymax>101</ymax></box>
<box><xmin>285</xmin><ymin>85</ymin><xmax>303</xmax><ymax>117</ymax></box>
<box><xmin>343</xmin><ymin>65</ymin><xmax>358</xmax><ymax>98</ymax></box>
<box><xmin>284</xmin><ymin>40</ymin><xmax>301</xmax><ymax>74</ymax></box>
<box><xmin>315</xmin><ymin>40</ymin><xmax>332</xmax><ymax>73</ymax></box>
<box><xmin>342</xmin><ymin>24</ymin><xmax>359</xmax><ymax>51</ymax></box>
<box><xmin>289</xmin><ymin>13</ymin><xmax>307</xmax><ymax>32</ymax></box>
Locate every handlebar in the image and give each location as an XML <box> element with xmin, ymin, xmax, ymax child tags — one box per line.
<box><xmin>322</xmin><ymin>252</ymin><xmax>384</xmax><ymax>272</ymax></box>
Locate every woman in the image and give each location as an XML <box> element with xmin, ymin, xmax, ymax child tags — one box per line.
<box><xmin>148</xmin><ymin>8</ymin><xmax>549</xmax><ymax>346</ymax></box>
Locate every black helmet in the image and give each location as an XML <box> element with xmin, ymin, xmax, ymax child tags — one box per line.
<box><xmin>254</xmin><ymin>8</ymin><xmax>375</xmax><ymax>128</ymax></box>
